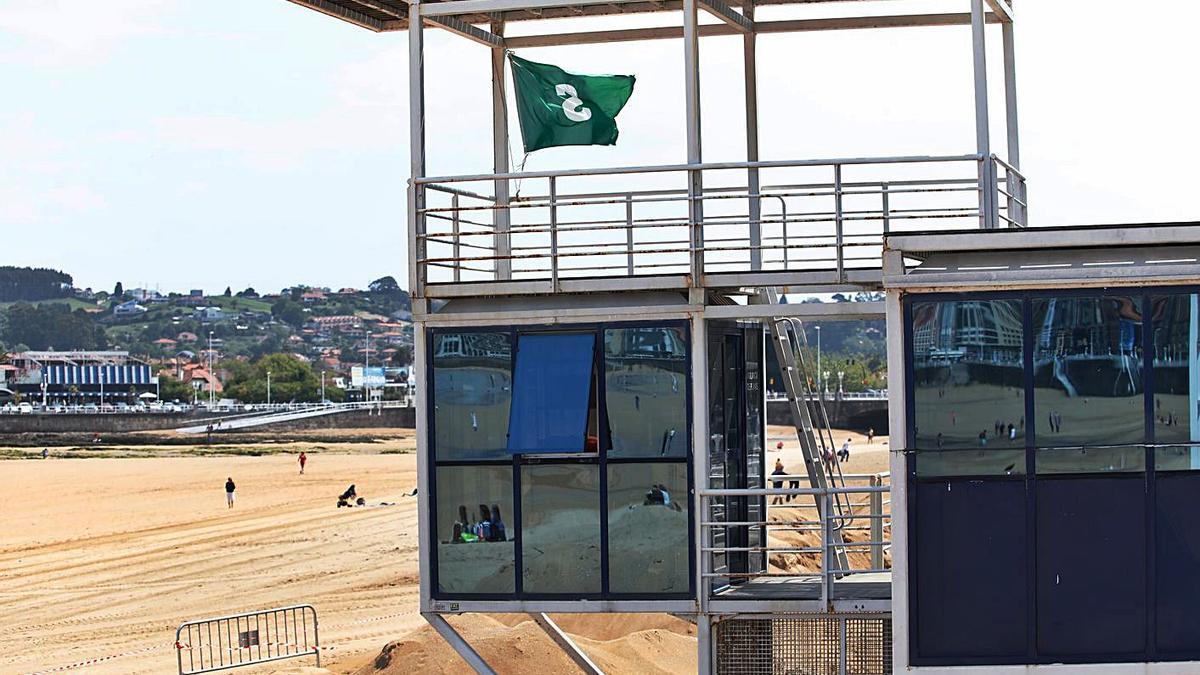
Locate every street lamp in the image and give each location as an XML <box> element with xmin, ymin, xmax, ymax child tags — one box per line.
<box><xmin>266</xmin><ymin>370</ymin><xmax>272</xmax><ymax>407</ymax></box>
<box><xmin>207</xmin><ymin>331</ymin><xmax>215</xmax><ymax>408</ymax></box>
<box><xmin>321</xmin><ymin>370</ymin><xmax>326</xmax><ymax>404</ymax></box>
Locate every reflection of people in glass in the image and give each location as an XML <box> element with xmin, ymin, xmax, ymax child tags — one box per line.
<box><xmin>643</xmin><ymin>484</ymin><xmax>682</xmax><ymax>511</ymax></box>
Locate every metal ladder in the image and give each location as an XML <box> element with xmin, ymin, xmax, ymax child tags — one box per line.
<box><xmin>756</xmin><ymin>288</ymin><xmax>852</xmax><ymax>571</ymax></box>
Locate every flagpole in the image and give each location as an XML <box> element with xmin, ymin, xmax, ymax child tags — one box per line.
<box><xmin>742</xmin><ymin>0</ymin><xmax>761</xmax><ymax>271</ymax></box>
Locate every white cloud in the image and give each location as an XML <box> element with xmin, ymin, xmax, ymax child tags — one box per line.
<box><xmin>0</xmin><ymin>0</ymin><xmax>168</xmax><ymax>66</ymax></box>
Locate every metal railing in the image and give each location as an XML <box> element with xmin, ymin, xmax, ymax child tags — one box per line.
<box><xmin>176</xmin><ymin>605</ymin><xmax>319</xmax><ymax>674</ymax></box>
<box><xmin>414</xmin><ymin>154</ymin><xmax>1026</xmax><ymax>287</ymax></box>
<box><xmin>699</xmin><ymin>473</ymin><xmax>891</xmax><ymax>603</ymax></box>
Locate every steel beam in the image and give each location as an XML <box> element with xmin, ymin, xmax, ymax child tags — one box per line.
<box><xmin>421</xmin><ymin>0</ymin><xmax>642</xmax><ymax>17</ymax></box>
<box><xmin>532</xmin><ymin>614</ymin><xmax>605</xmax><ymax>675</ymax></box>
<box><xmin>428</xmin><ymin>16</ymin><xmax>505</xmax><ymax>47</ymax></box>
<box><xmin>504</xmin><ymin>12</ymin><xmax>999</xmax><ymax>47</ymax></box>
<box><xmin>698</xmin><ymin>0</ymin><xmax>752</xmax><ymax>33</ymax></box>
<box><xmin>353</xmin><ymin>0</ymin><xmax>408</xmax><ymax>19</ymax></box>
<box><xmin>705</xmin><ymin>301</ymin><xmax>884</xmax><ymax>321</ymax></box>
<box><xmin>984</xmin><ymin>0</ymin><xmax>1014</xmax><ymax>23</ymax></box>
<box><xmin>424</xmin><ymin>613</ymin><xmax>497</xmax><ymax>675</ymax></box>
<box><xmin>284</xmin><ymin>0</ymin><xmax>384</xmax><ymax>31</ymax></box>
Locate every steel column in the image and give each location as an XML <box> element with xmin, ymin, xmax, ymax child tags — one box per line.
<box><xmin>690</xmin><ymin>308</ymin><xmax>710</xmax><ymax>616</ymax></box>
<box><xmin>409</xmin><ymin>0</ymin><xmax>428</xmax><ymax>294</ymax></box>
<box><xmin>969</xmin><ymin>0</ymin><xmax>996</xmax><ymax>229</ymax></box>
<box><xmin>882</xmin><ymin>276</ymin><xmax>909</xmax><ymax>670</ymax></box>
<box><xmin>492</xmin><ymin>21</ymin><xmax>512</xmax><ymax>280</ymax></box>
<box><xmin>424</xmin><ymin>613</ymin><xmax>497</xmax><ymax>675</ymax></box>
<box><xmin>697</xmin><ymin>614</ymin><xmax>713</xmax><ymax>675</ymax></box>
<box><xmin>743</xmin><ymin>0</ymin><xmax>762</xmax><ymax>271</ymax></box>
<box><xmin>1001</xmin><ymin>18</ymin><xmax>1023</xmax><ymax>225</ymax></box>
<box><xmin>533</xmin><ymin>614</ymin><xmax>605</xmax><ymax>675</ymax></box>
<box><xmin>414</xmin><ymin>323</ymin><xmax>432</xmax><ymax>613</ymax></box>
<box><xmin>683</xmin><ymin>0</ymin><xmax>704</xmax><ymax>280</ymax></box>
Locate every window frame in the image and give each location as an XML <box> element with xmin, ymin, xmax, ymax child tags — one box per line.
<box><xmin>904</xmin><ymin>285</ymin><xmax>1200</xmax><ymax>666</ymax></box>
<box><xmin>427</xmin><ymin>320</ymin><xmax>695</xmax><ymax>602</ymax></box>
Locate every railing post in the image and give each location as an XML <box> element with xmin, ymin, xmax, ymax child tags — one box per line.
<box><xmin>451</xmin><ymin>194</ymin><xmax>461</xmax><ymax>283</ymax></box>
<box><xmin>870</xmin><ymin>476</ymin><xmax>884</xmax><ymax>570</ymax></box>
<box><xmin>881</xmin><ymin>183</ymin><xmax>890</xmax><ymax>235</ymax></box>
<box><xmin>834</xmin><ymin>164</ymin><xmax>844</xmax><ymax>283</ymax></box>
<box><xmin>822</xmin><ymin>492</ymin><xmax>834</xmax><ymax>606</ymax></box>
<box><xmin>625</xmin><ymin>193</ymin><xmax>635</xmax><ymax>275</ymax></box>
<box><xmin>549</xmin><ymin>176</ymin><xmax>559</xmax><ymax>291</ymax></box>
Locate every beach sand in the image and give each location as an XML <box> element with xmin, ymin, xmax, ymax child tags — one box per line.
<box><xmin>1</xmin><ymin>423</ymin><xmax>885</xmax><ymax>674</ymax></box>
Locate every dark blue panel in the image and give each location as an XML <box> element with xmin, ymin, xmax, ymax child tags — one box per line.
<box><xmin>507</xmin><ymin>333</ymin><xmax>595</xmax><ymax>454</ymax></box>
<box><xmin>1156</xmin><ymin>473</ymin><xmax>1200</xmax><ymax>654</ymax></box>
<box><xmin>914</xmin><ymin>479</ymin><xmax>1028</xmax><ymax>660</ymax></box>
<box><xmin>1037</xmin><ymin>477</ymin><xmax>1146</xmax><ymax>658</ymax></box>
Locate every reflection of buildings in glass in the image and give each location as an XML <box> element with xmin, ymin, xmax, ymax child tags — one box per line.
<box><xmin>434</xmin><ymin>332</ymin><xmax>511</xmax><ymax>360</ymax></box>
<box><xmin>605</xmin><ymin>327</ymin><xmax>687</xmax><ymax>457</ymax></box>
<box><xmin>1150</xmin><ymin>295</ymin><xmax>1191</xmax><ymax>394</ymax></box>
<box><xmin>913</xmin><ymin>301</ymin><xmax>1024</xmax><ymax>387</ymax></box>
<box><xmin>1034</xmin><ymin>297</ymin><xmax>1142</xmax><ymax>397</ymax></box>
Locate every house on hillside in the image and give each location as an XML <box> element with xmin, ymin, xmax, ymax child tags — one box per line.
<box><xmin>176</xmin><ymin>331</ymin><xmax>199</xmax><ymax>343</ymax></box>
<box><xmin>113</xmin><ymin>300</ymin><xmax>147</xmax><ymax>316</ymax></box>
<box><xmin>153</xmin><ymin>338</ymin><xmax>178</xmax><ymax>350</ymax></box>
<box><xmin>194</xmin><ymin>307</ymin><xmax>225</xmax><ymax>322</ymax></box>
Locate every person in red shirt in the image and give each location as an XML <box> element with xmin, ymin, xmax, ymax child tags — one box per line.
<box><xmin>298</xmin><ymin>452</ymin><xmax>308</xmax><ymax>475</ymax></box>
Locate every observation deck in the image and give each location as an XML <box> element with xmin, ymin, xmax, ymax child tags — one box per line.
<box><xmin>414</xmin><ymin>154</ymin><xmax>1026</xmax><ymax>299</ymax></box>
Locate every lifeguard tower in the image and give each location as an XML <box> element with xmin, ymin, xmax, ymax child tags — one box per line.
<box><xmin>285</xmin><ymin>0</ymin><xmax>1027</xmax><ymax>672</ymax></box>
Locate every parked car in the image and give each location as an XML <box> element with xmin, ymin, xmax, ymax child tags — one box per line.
<box><xmin>17</xmin><ymin>402</ymin><xmax>34</xmax><ymax>414</ymax></box>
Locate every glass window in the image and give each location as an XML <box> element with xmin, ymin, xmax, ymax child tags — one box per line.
<box><xmin>433</xmin><ymin>331</ymin><xmax>512</xmax><ymax>461</ymax></box>
<box><xmin>435</xmin><ymin>465</ymin><xmax>515</xmax><ymax>594</ymax></box>
<box><xmin>508</xmin><ymin>333</ymin><xmax>597</xmax><ymax>454</ymax></box>
<box><xmin>1151</xmin><ymin>294</ymin><xmax>1199</xmax><ymax>445</ymax></box>
<box><xmin>607</xmin><ymin>462</ymin><xmax>690</xmax><ymax>594</ymax></box>
<box><xmin>911</xmin><ymin>300</ymin><xmax>1026</xmax><ymax>475</ymax></box>
<box><xmin>1155</xmin><ymin>445</ymin><xmax>1200</xmax><ymax>472</ymax></box>
<box><xmin>1036</xmin><ymin>446</ymin><xmax>1145</xmax><ymax>474</ymax></box>
<box><xmin>604</xmin><ymin>327</ymin><xmax>688</xmax><ymax>458</ymax></box>
<box><xmin>520</xmin><ymin>463</ymin><xmax>602</xmax><ymax>594</ymax></box>
<box><xmin>1032</xmin><ymin>295</ymin><xmax>1145</xmax><ymax>449</ymax></box>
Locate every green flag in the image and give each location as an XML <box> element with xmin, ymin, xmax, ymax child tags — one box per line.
<box><xmin>509</xmin><ymin>53</ymin><xmax>635</xmax><ymax>153</ymax></box>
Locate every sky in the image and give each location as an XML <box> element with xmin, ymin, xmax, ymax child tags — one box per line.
<box><xmin>3</xmin><ymin>0</ymin><xmax>1199</xmax><ymax>294</ymax></box>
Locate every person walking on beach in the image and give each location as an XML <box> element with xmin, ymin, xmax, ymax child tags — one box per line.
<box><xmin>299</xmin><ymin>452</ymin><xmax>308</xmax><ymax>475</ymax></box>
<box><xmin>225</xmin><ymin>477</ymin><xmax>236</xmax><ymax>509</ymax></box>
<box><xmin>838</xmin><ymin>438</ymin><xmax>852</xmax><ymax>463</ymax></box>
<box><xmin>867</xmin><ymin>428</ymin><xmax>875</xmax><ymax>444</ymax></box>
<box><xmin>771</xmin><ymin>459</ymin><xmax>787</xmax><ymax>505</ymax></box>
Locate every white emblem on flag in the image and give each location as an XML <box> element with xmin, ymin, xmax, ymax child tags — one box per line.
<box><xmin>554</xmin><ymin>83</ymin><xmax>592</xmax><ymax>122</ymax></box>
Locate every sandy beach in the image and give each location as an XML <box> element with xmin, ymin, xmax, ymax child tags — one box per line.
<box><xmin>0</xmin><ymin>424</ymin><xmax>889</xmax><ymax>674</ymax></box>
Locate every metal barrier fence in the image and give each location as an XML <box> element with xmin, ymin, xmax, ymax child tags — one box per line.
<box><xmin>175</xmin><ymin>605</ymin><xmax>319</xmax><ymax>675</ymax></box>
<box><xmin>700</xmin><ymin>473</ymin><xmax>891</xmax><ymax>602</ymax></box>
<box><xmin>414</xmin><ymin>154</ymin><xmax>1027</xmax><ymax>286</ymax></box>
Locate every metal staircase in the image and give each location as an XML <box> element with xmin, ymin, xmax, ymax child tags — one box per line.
<box><xmin>756</xmin><ymin>288</ymin><xmax>853</xmax><ymax>571</ymax></box>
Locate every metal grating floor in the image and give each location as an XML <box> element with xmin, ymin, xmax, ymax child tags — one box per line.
<box><xmin>715</xmin><ymin>616</ymin><xmax>892</xmax><ymax>675</ymax></box>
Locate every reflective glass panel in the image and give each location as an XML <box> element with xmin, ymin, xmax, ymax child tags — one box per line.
<box><xmin>507</xmin><ymin>332</ymin><xmax>596</xmax><ymax>454</ymax></box>
<box><xmin>604</xmin><ymin>327</ymin><xmax>688</xmax><ymax>458</ymax></box>
<box><xmin>1032</xmin><ymin>295</ymin><xmax>1145</xmax><ymax>448</ymax></box>
<box><xmin>916</xmin><ymin>449</ymin><xmax>1026</xmax><ymax>477</ymax></box>
<box><xmin>607</xmin><ymin>462</ymin><xmax>690</xmax><ymax>594</ymax></box>
<box><xmin>911</xmin><ymin>299</ymin><xmax>1027</xmax><ymax>454</ymax></box>
<box><xmin>1155</xmin><ymin>445</ymin><xmax>1200</xmax><ymax>472</ymax></box>
<box><xmin>1151</xmin><ymin>294</ymin><xmax>1200</xmax><ymax>444</ymax></box>
<box><xmin>1036</xmin><ymin>446</ymin><xmax>1145</xmax><ymax>474</ymax></box>
<box><xmin>435</xmin><ymin>465</ymin><xmax>515</xmax><ymax>594</ymax></box>
<box><xmin>433</xmin><ymin>332</ymin><xmax>512</xmax><ymax>461</ymax></box>
<box><xmin>520</xmin><ymin>463</ymin><xmax>602</xmax><ymax>594</ymax></box>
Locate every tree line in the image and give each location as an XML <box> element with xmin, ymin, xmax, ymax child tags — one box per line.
<box><xmin>0</xmin><ymin>267</ymin><xmax>72</xmax><ymax>302</ymax></box>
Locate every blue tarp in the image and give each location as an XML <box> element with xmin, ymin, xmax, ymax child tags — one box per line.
<box><xmin>507</xmin><ymin>332</ymin><xmax>595</xmax><ymax>454</ymax></box>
